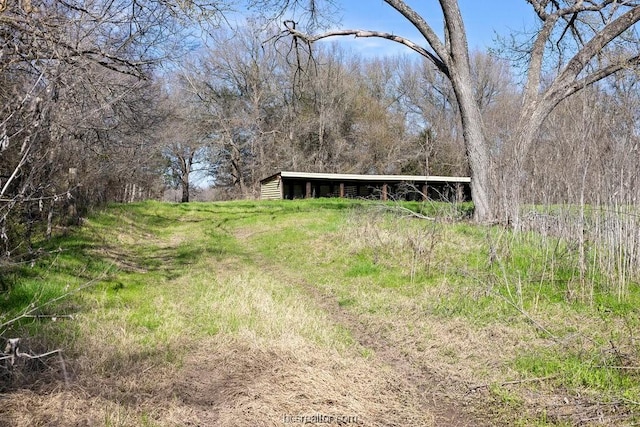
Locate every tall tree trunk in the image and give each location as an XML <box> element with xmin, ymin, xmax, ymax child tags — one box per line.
<box><xmin>180</xmin><ymin>163</ymin><xmax>190</xmax><ymax>203</ymax></box>
<box><xmin>439</xmin><ymin>0</ymin><xmax>494</xmax><ymax>222</ymax></box>
<box><xmin>180</xmin><ymin>171</ymin><xmax>190</xmax><ymax>202</ymax></box>
<box><xmin>450</xmin><ymin>74</ymin><xmax>492</xmax><ymax>223</ymax></box>
<box><xmin>509</xmin><ymin>103</ymin><xmax>555</xmax><ymax>227</ymax></box>
<box><xmin>179</xmin><ymin>153</ymin><xmax>192</xmax><ymax>203</ymax></box>
<box><xmin>181</xmin><ymin>179</ymin><xmax>189</xmax><ymax>203</ymax></box>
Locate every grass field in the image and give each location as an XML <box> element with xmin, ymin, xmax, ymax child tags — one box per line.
<box><xmin>0</xmin><ymin>199</ymin><xmax>639</xmax><ymax>426</ymax></box>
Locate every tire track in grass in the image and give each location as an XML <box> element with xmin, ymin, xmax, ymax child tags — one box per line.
<box><xmin>234</xmin><ymin>226</ymin><xmax>493</xmax><ymax>427</ymax></box>
<box><xmin>297</xmin><ymin>279</ymin><xmax>489</xmax><ymax>427</ymax></box>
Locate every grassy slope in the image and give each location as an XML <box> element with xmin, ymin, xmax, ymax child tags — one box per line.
<box><xmin>1</xmin><ymin>199</ymin><xmax>638</xmax><ymax>426</ymax></box>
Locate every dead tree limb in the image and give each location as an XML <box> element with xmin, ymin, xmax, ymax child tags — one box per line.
<box><xmin>0</xmin><ymin>263</ymin><xmax>114</xmax><ymax>333</ymax></box>
<box><xmin>467</xmin><ymin>374</ymin><xmax>558</xmax><ymax>393</ymax></box>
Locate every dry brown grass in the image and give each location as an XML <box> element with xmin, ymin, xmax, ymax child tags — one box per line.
<box><xmin>1</xmin><ymin>334</ymin><xmax>439</xmax><ymax>427</ymax></box>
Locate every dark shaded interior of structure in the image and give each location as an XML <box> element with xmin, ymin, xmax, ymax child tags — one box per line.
<box><xmin>282</xmin><ymin>179</ymin><xmax>471</xmax><ymax>202</ymax></box>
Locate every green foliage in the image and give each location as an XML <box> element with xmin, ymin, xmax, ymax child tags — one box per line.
<box><xmin>489</xmin><ymin>383</ymin><xmax>524</xmax><ymax>407</ymax></box>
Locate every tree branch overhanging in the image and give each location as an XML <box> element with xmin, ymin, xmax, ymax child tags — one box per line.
<box><xmin>557</xmin><ymin>53</ymin><xmax>640</xmax><ymax>100</ymax></box>
<box><xmin>383</xmin><ymin>0</ymin><xmax>449</xmax><ymax>63</ymax></box>
<box><xmin>557</xmin><ymin>5</ymin><xmax>640</xmax><ymax>84</ymax></box>
<box><xmin>281</xmin><ymin>20</ymin><xmax>449</xmax><ymax>75</ymax></box>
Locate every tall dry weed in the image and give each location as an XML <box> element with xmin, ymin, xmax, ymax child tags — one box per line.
<box><xmin>521</xmin><ymin>198</ymin><xmax>640</xmax><ymax>304</ymax></box>
<box><xmin>344</xmin><ymin>207</ymin><xmax>441</xmax><ymax>283</ymax></box>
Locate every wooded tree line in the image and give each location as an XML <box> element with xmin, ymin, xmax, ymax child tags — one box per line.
<box><xmin>168</xmin><ymin>20</ymin><xmax>640</xmax><ymax>210</ymax></box>
<box><xmin>166</xmin><ymin>26</ymin><xmax>474</xmax><ymax>201</ymax></box>
<box><xmin>0</xmin><ymin>0</ymin><xmax>218</xmax><ymax>259</ymax></box>
<box><xmin>3</xmin><ymin>0</ymin><xmax>640</xmax><ymax>261</ymax></box>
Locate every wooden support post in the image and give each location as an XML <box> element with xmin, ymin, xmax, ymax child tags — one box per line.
<box><xmin>305</xmin><ymin>181</ymin><xmax>312</xmax><ymax>198</ymax></box>
<box><xmin>422</xmin><ymin>183</ymin><xmax>428</xmax><ymax>201</ymax></box>
<box><xmin>339</xmin><ymin>182</ymin><xmax>345</xmax><ymax>198</ymax></box>
<box><xmin>382</xmin><ymin>183</ymin><xmax>388</xmax><ymax>201</ymax></box>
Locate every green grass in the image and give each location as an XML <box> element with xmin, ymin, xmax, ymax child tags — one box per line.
<box><xmin>514</xmin><ymin>349</ymin><xmax>640</xmax><ymax>404</ymax></box>
<box><xmin>2</xmin><ymin>198</ymin><xmax>639</xmax><ymax>425</ymax></box>
<box><xmin>261</xmin><ymin>200</ymin><xmax>640</xmax><ymax>422</ymax></box>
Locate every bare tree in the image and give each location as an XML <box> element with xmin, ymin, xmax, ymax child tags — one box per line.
<box><xmin>0</xmin><ymin>0</ymin><xmax>225</xmax><ymax>258</ymax></box>
<box><xmin>398</xmin><ymin>55</ymin><xmax>466</xmax><ymax>177</ymax></box>
<box><xmin>348</xmin><ymin>56</ymin><xmax>409</xmax><ymax>174</ymax></box>
<box><xmin>157</xmin><ymin>82</ymin><xmax>211</xmax><ymax>203</ymax></box>
<box><xmin>179</xmin><ymin>23</ymin><xmax>291</xmax><ymax>197</ymax></box>
<box><xmin>278</xmin><ymin>0</ymin><xmax>640</xmax><ymax>224</ymax></box>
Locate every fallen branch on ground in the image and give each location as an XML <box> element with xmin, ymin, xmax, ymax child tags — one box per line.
<box><xmin>594</xmin><ymin>365</ymin><xmax>640</xmax><ymax>370</ymax></box>
<box><xmin>2</xmin><ymin>337</ymin><xmax>63</xmax><ymax>365</ymax></box>
<box><xmin>1</xmin><ymin>337</ymin><xmax>70</xmax><ymax>387</ymax></box>
<box><xmin>467</xmin><ymin>375</ymin><xmax>558</xmax><ymax>393</ymax></box>
<box><xmin>0</xmin><ymin>265</ymin><xmax>112</xmax><ymax>388</ymax></box>
<box><xmin>375</xmin><ymin>204</ymin><xmax>435</xmax><ymax>221</ymax></box>
<box><xmin>21</xmin><ymin>314</ymin><xmax>75</xmax><ymax>320</ymax></box>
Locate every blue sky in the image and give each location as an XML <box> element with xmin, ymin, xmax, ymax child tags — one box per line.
<box><xmin>319</xmin><ymin>1</ymin><xmax>538</xmax><ymax>56</ymax></box>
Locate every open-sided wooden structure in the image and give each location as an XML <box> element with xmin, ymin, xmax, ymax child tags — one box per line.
<box><xmin>260</xmin><ymin>171</ymin><xmax>471</xmax><ymax>202</ymax></box>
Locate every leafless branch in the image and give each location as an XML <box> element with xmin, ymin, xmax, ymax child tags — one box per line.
<box><xmin>375</xmin><ymin>203</ymin><xmax>436</xmax><ymax>221</ymax></box>
<box><xmin>281</xmin><ymin>20</ymin><xmax>449</xmax><ymax>75</ymax></box>
<box><xmin>467</xmin><ymin>374</ymin><xmax>559</xmax><ymax>393</ymax></box>
<box><xmin>0</xmin><ymin>264</ymin><xmax>114</xmax><ymax>334</ymax></box>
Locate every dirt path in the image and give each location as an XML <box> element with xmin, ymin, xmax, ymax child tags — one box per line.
<box><xmin>298</xmin><ymin>279</ymin><xmax>492</xmax><ymax>427</ymax></box>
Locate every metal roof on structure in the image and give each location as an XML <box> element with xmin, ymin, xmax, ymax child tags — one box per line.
<box><xmin>261</xmin><ymin>171</ymin><xmax>471</xmax><ymax>183</ymax></box>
